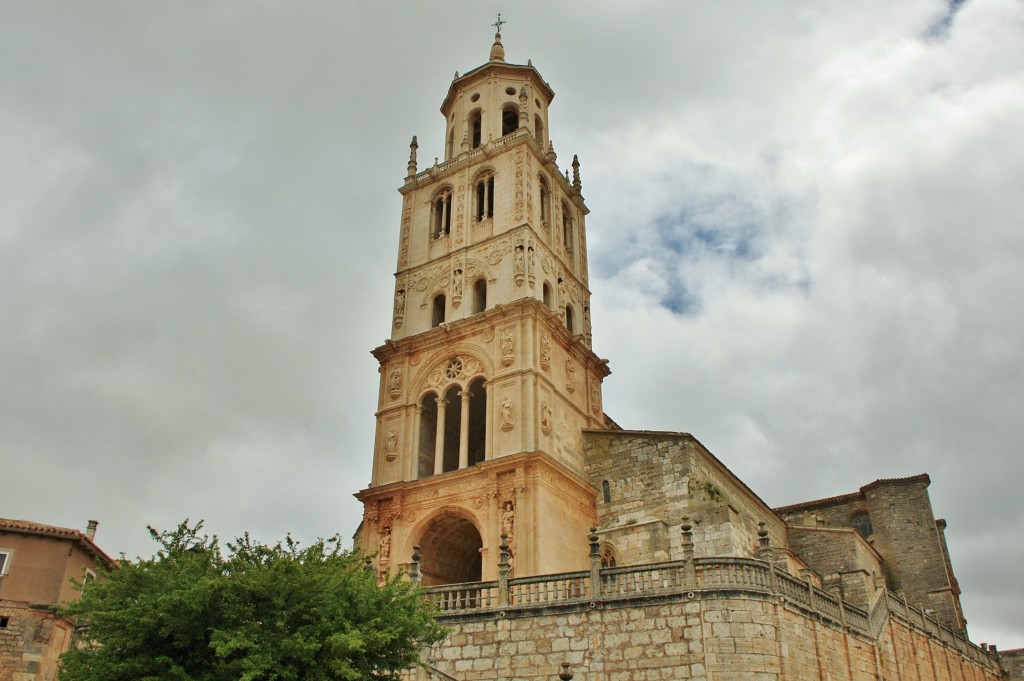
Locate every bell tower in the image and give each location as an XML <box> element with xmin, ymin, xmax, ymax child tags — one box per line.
<box><xmin>356</xmin><ymin>26</ymin><xmax>610</xmax><ymax>586</ymax></box>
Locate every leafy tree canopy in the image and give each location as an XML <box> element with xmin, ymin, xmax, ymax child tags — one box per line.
<box><xmin>60</xmin><ymin>521</ymin><xmax>445</xmax><ymax>681</ymax></box>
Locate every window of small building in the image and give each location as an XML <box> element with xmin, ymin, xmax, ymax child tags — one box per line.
<box><xmin>432</xmin><ymin>294</ymin><xmax>446</xmax><ymax>328</ymax></box>
<box><xmin>534</xmin><ymin>114</ymin><xmax>545</xmax><ymax>143</ymax></box>
<box><xmin>0</xmin><ymin>616</ymin><xmax>9</xmax><ymax>629</ymax></box>
<box><xmin>0</xmin><ymin>550</ymin><xmax>9</xmax><ymax>575</ymax></box>
<box><xmin>852</xmin><ymin>512</ymin><xmax>873</xmax><ymax>538</ymax></box>
<box><xmin>602</xmin><ymin>480</ymin><xmax>611</xmax><ymax>503</ymax></box>
<box><xmin>471</xmin><ymin>278</ymin><xmax>487</xmax><ymax>314</ymax></box>
<box><xmin>502</xmin><ymin>105</ymin><xmax>519</xmax><ymax>136</ymax></box>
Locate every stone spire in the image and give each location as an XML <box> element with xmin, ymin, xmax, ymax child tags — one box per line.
<box><xmin>406</xmin><ymin>136</ymin><xmax>418</xmax><ymax>177</ymax></box>
<box><xmin>572</xmin><ymin>154</ymin><xmax>582</xmax><ymax>193</ymax></box>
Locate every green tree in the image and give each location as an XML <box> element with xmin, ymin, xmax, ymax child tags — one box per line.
<box><xmin>60</xmin><ymin>521</ymin><xmax>445</xmax><ymax>681</ymax></box>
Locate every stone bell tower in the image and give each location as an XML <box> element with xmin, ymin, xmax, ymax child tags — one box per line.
<box><xmin>356</xmin><ymin>26</ymin><xmax>610</xmax><ymax>586</ymax></box>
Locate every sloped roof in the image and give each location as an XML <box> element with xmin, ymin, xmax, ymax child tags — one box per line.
<box><xmin>0</xmin><ymin>517</ymin><xmax>117</xmax><ymax>567</ymax></box>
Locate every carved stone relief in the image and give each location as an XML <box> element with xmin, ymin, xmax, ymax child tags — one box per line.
<box><xmin>541</xmin><ymin>400</ymin><xmax>553</xmax><ymax>435</ymax></box>
<box><xmin>393</xmin><ymin>288</ymin><xmax>406</xmax><ymax>329</ymax></box>
<box><xmin>500</xmin><ymin>330</ymin><xmax>514</xmax><ymax>367</ymax></box>
<box><xmin>384</xmin><ymin>430</ymin><xmax>398</xmax><ymax>461</ymax></box>
<box><xmin>389</xmin><ymin>367</ymin><xmax>402</xmax><ymax>399</ymax></box>
<box><xmin>566</xmin><ymin>359</ymin><xmax>578</xmax><ymax>393</ymax></box>
<box><xmin>513</xmin><ymin>244</ymin><xmax>525</xmax><ymax>286</ymax></box>
<box><xmin>540</xmin><ymin>335</ymin><xmax>551</xmax><ymax>370</ymax></box>
<box><xmin>501</xmin><ymin>395</ymin><xmax>515</xmax><ymax>431</ymax></box>
<box><xmin>425</xmin><ymin>355</ymin><xmax>484</xmax><ymax>390</ymax></box>
<box><xmin>590</xmin><ymin>382</ymin><xmax>601</xmax><ymax>415</ymax></box>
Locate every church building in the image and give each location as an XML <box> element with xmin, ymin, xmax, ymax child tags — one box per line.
<box><xmin>355</xmin><ymin>26</ymin><xmax>1018</xmax><ymax>680</ymax></box>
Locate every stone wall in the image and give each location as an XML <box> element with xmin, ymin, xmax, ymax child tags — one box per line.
<box><xmin>0</xmin><ymin>604</ymin><xmax>74</xmax><ymax>681</ymax></box>
<box><xmin>412</xmin><ymin>590</ymin><xmax>1000</xmax><ymax>681</ymax></box>
<box><xmin>583</xmin><ymin>430</ymin><xmax>788</xmax><ymax>568</ymax></box>
<box><xmin>775</xmin><ymin>476</ymin><xmax>965</xmax><ymax>632</ymax></box>
<box><xmin>787</xmin><ymin>526</ymin><xmax>884</xmax><ymax>608</ymax></box>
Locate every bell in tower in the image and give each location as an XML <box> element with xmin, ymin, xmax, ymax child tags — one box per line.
<box><xmin>356</xmin><ymin>25</ymin><xmax>610</xmax><ymax>586</ymax></box>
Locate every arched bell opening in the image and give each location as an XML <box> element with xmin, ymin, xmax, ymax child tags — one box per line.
<box><xmin>442</xmin><ymin>385</ymin><xmax>461</xmax><ymax>472</ymax></box>
<box><xmin>467</xmin><ymin>377</ymin><xmax>487</xmax><ymax>466</ymax></box>
<box><xmin>418</xmin><ymin>392</ymin><xmax>439</xmax><ymax>479</ymax></box>
<box><xmin>418</xmin><ymin>514</ymin><xmax>484</xmax><ymax>586</ymax></box>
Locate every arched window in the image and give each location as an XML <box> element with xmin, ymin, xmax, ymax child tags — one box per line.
<box><xmin>469</xmin><ymin>110</ymin><xmax>482</xmax><ymax>149</ymax></box>
<box><xmin>561</xmin><ymin>201</ymin><xmax>574</xmax><ymax>252</ymax></box>
<box><xmin>441</xmin><ymin>385</ymin><xmax>461</xmax><ymax>472</ymax></box>
<box><xmin>432</xmin><ymin>294</ymin><xmax>446</xmax><ymax>328</ymax></box>
<box><xmin>475</xmin><ymin>173</ymin><xmax>495</xmax><ymax>222</ymax></box>
<box><xmin>538</xmin><ymin>176</ymin><xmax>550</xmax><ymax>228</ymax></box>
<box><xmin>565</xmin><ymin>305</ymin><xmax>575</xmax><ymax>334</ymax></box>
<box><xmin>602</xmin><ymin>480</ymin><xmax>611</xmax><ymax>503</ymax></box>
<box><xmin>467</xmin><ymin>377</ymin><xmax>487</xmax><ymax>466</ymax></box>
<box><xmin>471</xmin><ymin>279</ymin><xmax>487</xmax><ymax>314</ymax></box>
<box><xmin>446</xmin><ymin>131</ymin><xmax>454</xmax><ymax>160</ymax></box>
<box><xmin>542</xmin><ymin>282</ymin><xmax>553</xmax><ymax>309</ymax></box>
<box><xmin>852</xmin><ymin>512</ymin><xmax>874</xmax><ymax>538</ymax></box>
<box><xmin>418</xmin><ymin>392</ymin><xmax>439</xmax><ymax>478</ymax></box>
<box><xmin>502</xmin><ymin>105</ymin><xmax>519</xmax><ymax>136</ymax></box>
<box><xmin>534</xmin><ymin>114</ymin><xmax>545</xmax><ymax>143</ymax></box>
<box><xmin>432</xmin><ymin>189</ymin><xmax>452</xmax><ymax>238</ymax></box>
<box><xmin>600</xmin><ymin>544</ymin><xmax>617</xmax><ymax>568</ymax></box>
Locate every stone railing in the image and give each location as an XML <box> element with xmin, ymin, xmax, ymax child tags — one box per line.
<box><xmin>416</xmin><ymin>528</ymin><xmax>998</xmax><ymax>671</ymax></box>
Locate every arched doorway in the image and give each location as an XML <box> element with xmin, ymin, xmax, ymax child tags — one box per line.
<box><xmin>418</xmin><ymin>514</ymin><xmax>483</xmax><ymax>586</ymax></box>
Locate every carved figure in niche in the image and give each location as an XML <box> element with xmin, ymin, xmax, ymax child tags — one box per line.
<box><xmin>591</xmin><ymin>383</ymin><xmax>601</xmax><ymax>414</ymax></box>
<box><xmin>389</xmin><ymin>367</ymin><xmax>402</xmax><ymax>397</ymax></box>
<box><xmin>394</xmin><ymin>289</ymin><xmax>405</xmax><ymax>316</ymax></box>
<box><xmin>514</xmin><ymin>246</ymin><xmax>525</xmax><ymax>276</ymax></box>
<box><xmin>453</xmin><ymin>269</ymin><xmax>463</xmax><ymax>297</ymax></box>
<box><xmin>501</xmin><ymin>396</ymin><xmax>515</xmax><ymax>430</ymax></box>
<box><xmin>500</xmin><ymin>330</ymin><xmax>514</xmax><ymax>366</ymax></box>
<box><xmin>384</xmin><ymin>431</ymin><xmax>398</xmax><ymax>460</ymax></box>
<box><xmin>528</xmin><ymin>247</ymin><xmax>535</xmax><ymax>273</ymax></box>
<box><xmin>501</xmin><ymin>500</ymin><xmax>515</xmax><ymax>538</ymax></box>
<box><xmin>584</xmin><ymin>306</ymin><xmax>592</xmax><ymax>334</ymax></box>
<box><xmin>377</xmin><ymin>525</ymin><xmax>392</xmax><ymax>584</ymax></box>
<box><xmin>541</xmin><ymin>401</ymin><xmax>553</xmax><ymax>435</ymax></box>
<box><xmin>566</xmin><ymin>359</ymin><xmax>578</xmax><ymax>393</ymax></box>
<box><xmin>540</xmin><ymin>335</ymin><xmax>551</xmax><ymax>369</ymax></box>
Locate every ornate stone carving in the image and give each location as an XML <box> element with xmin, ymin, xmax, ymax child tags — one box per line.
<box><xmin>501</xmin><ymin>395</ymin><xmax>515</xmax><ymax>430</ymax></box>
<box><xmin>502</xmin><ymin>499</ymin><xmax>516</xmax><ymax>575</ymax></box>
<box><xmin>384</xmin><ymin>430</ymin><xmax>398</xmax><ymax>461</ymax></box>
<box><xmin>541</xmin><ymin>401</ymin><xmax>553</xmax><ymax>435</ymax></box>
<box><xmin>393</xmin><ymin>288</ymin><xmax>405</xmax><ymax>328</ymax></box>
<box><xmin>452</xmin><ymin>268</ymin><xmax>463</xmax><ymax>308</ymax></box>
<box><xmin>566</xmin><ymin>359</ymin><xmax>577</xmax><ymax>393</ymax></box>
<box><xmin>514</xmin><ymin>245</ymin><xmax>525</xmax><ymax>286</ymax></box>
<box><xmin>590</xmin><ymin>382</ymin><xmax>601</xmax><ymax>415</ymax></box>
<box><xmin>500</xmin><ymin>330</ymin><xmax>514</xmax><ymax>366</ymax></box>
<box><xmin>425</xmin><ymin>355</ymin><xmax>484</xmax><ymax>389</ymax></box>
<box><xmin>389</xmin><ymin>367</ymin><xmax>402</xmax><ymax>398</ymax></box>
<box><xmin>540</xmin><ymin>335</ymin><xmax>551</xmax><ymax>370</ymax></box>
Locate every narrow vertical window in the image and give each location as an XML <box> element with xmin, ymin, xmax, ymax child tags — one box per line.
<box><xmin>561</xmin><ymin>201</ymin><xmax>574</xmax><ymax>252</ymax></box>
<box><xmin>602</xmin><ymin>480</ymin><xmax>611</xmax><ymax>503</ymax></box>
<box><xmin>534</xmin><ymin>114</ymin><xmax>545</xmax><ymax>143</ymax></box>
<box><xmin>852</xmin><ymin>512</ymin><xmax>874</xmax><ymax>538</ymax></box>
<box><xmin>543</xmin><ymin>282</ymin><xmax>552</xmax><ymax>309</ymax></box>
<box><xmin>472</xmin><ymin>279</ymin><xmax>487</xmax><ymax>314</ymax></box>
<box><xmin>470</xmin><ymin>110</ymin><xmax>482</xmax><ymax>148</ymax></box>
<box><xmin>565</xmin><ymin>305</ymin><xmax>575</xmax><ymax>334</ymax></box>
<box><xmin>432</xmin><ymin>294</ymin><xmax>446</xmax><ymax>328</ymax></box>
<box><xmin>432</xmin><ymin>190</ymin><xmax>452</xmax><ymax>238</ymax></box>
<box><xmin>539</xmin><ymin>176</ymin><xmax>550</xmax><ymax>227</ymax></box>
<box><xmin>0</xmin><ymin>551</ymin><xmax>9</xmax><ymax>575</ymax></box>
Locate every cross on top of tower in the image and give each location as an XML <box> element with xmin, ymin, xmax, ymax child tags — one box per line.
<box><xmin>492</xmin><ymin>14</ymin><xmax>505</xmax><ymax>36</ymax></box>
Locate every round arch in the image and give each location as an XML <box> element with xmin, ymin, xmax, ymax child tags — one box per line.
<box><xmin>412</xmin><ymin>509</ymin><xmax>485</xmax><ymax>586</ymax></box>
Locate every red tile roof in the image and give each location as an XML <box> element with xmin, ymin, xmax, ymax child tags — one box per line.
<box><xmin>0</xmin><ymin>518</ymin><xmax>117</xmax><ymax>567</ymax></box>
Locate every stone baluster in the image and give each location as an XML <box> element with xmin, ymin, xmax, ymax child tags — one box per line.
<box><xmin>498</xmin><ymin>534</ymin><xmax>511</xmax><ymax>606</ymax></box>
<box><xmin>757</xmin><ymin>522</ymin><xmax>777</xmax><ymax>594</ymax></box>
<box><xmin>588</xmin><ymin>528</ymin><xmax>601</xmax><ymax>598</ymax></box>
<box><xmin>681</xmin><ymin>520</ymin><xmax>696</xmax><ymax>588</ymax></box>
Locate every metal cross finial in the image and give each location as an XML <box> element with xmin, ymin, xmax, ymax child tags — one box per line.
<box><xmin>492</xmin><ymin>13</ymin><xmax>505</xmax><ymax>35</ymax></box>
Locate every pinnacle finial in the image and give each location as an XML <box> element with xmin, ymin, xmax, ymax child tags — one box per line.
<box><xmin>572</xmin><ymin>154</ymin><xmax>582</xmax><ymax>192</ymax></box>
<box><xmin>489</xmin><ymin>14</ymin><xmax>506</xmax><ymax>62</ymax></box>
<box><xmin>406</xmin><ymin>136</ymin><xmax>418</xmax><ymax>177</ymax></box>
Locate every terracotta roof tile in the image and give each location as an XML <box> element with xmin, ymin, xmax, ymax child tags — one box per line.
<box><xmin>0</xmin><ymin>517</ymin><xmax>118</xmax><ymax>567</ymax></box>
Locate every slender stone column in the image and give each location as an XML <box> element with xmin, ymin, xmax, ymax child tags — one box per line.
<box><xmin>433</xmin><ymin>397</ymin><xmax>448</xmax><ymax>474</ymax></box>
<box><xmin>458</xmin><ymin>390</ymin><xmax>472</xmax><ymax>469</ymax></box>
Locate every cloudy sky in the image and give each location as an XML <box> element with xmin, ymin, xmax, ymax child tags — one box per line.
<box><xmin>3</xmin><ymin>0</ymin><xmax>1022</xmax><ymax>648</ymax></box>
